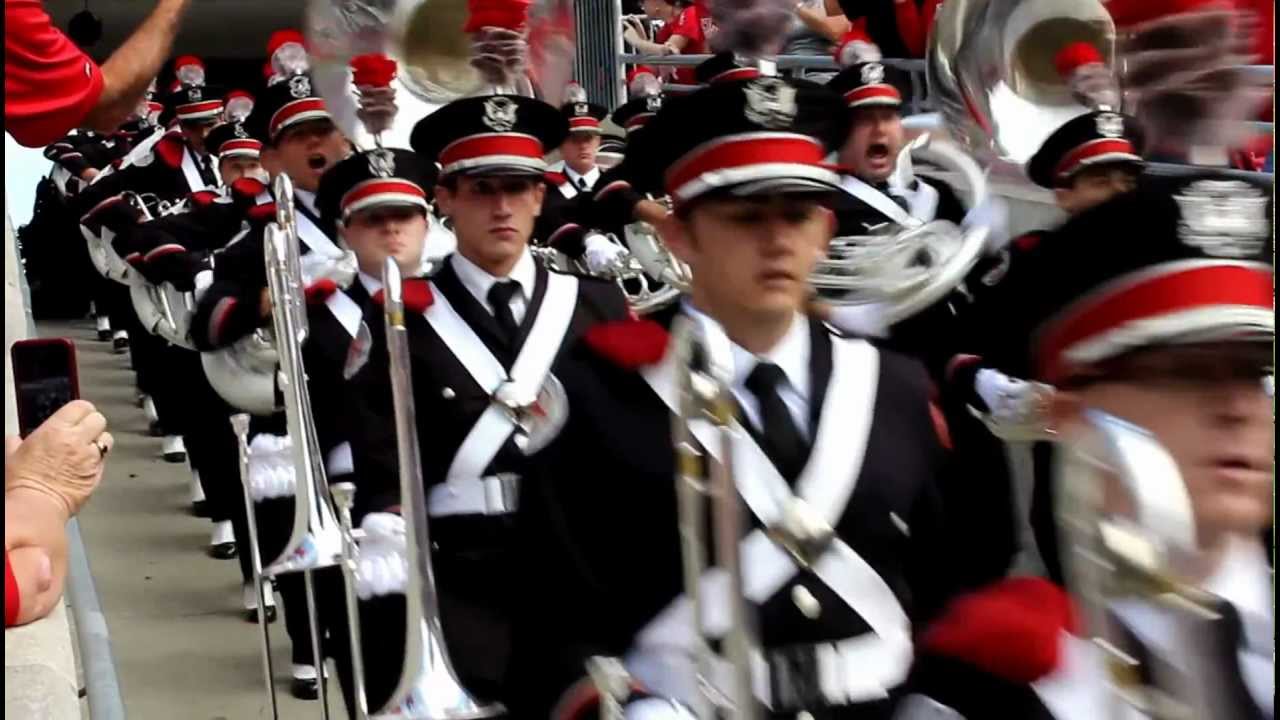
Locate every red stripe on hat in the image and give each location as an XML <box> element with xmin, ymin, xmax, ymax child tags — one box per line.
<box><xmin>340</xmin><ymin>178</ymin><xmax>427</xmax><ymax>213</ymax></box>
<box><xmin>665</xmin><ymin>133</ymin><xmax>827</xmax><ymax>198</ymax></box>
<box><xmin>438</xmin><ymin>133</ymin><xmax>544</xmax><ymax>169</ymax></box>
<box><xmin>844</xmin><ymin>84</ymin><xmax>901</xmax><ymax>107</ymax></box>
<box><xmin>1036</xmin><ymin>262</ymin><xmax>1274</xmax><ymax>382</ymax></box>
<box><xmin>176</xmin><ymin>100</ymin><xmax>224</xmax><ymax>118</ymax></box>
<box><xmin>269</xmin><ymin>98</ymin><xmax>329</xmax><ymax>139</ymax></box>
<box><xmin>218</xmin><ymin>139</ymin><xmax>262</xmax><ymax>155</ymax></box>
<box><xmin>568</xmin><ymin>116</ymin><xmax>601</xmax><ymax>130</ymax></box>
<box><xmin>1054</xmin><ymin>138</ymin><xmax>1138</xmax><ymax>179</ymax></box>
<box><xmin>709</xmin><ymin>67</ymin><xmax>761</xmax><ymax>84</ymax></box>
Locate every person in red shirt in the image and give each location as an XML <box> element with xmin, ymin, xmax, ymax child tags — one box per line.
<box><xmin>623</xmin><ymin>0</ymin><xmax>708</xmax><ymax>85</ymax></box>
<box><xmin>5</xmin><ymin>0</ymin><xmax>191</xmax><ymax>148</ymax></box>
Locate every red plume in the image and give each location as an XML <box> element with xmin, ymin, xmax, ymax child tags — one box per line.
<box><xmin>1054</xmin><ymin>42</ymin><xmax>1104</xmax><ymax>79</ymax></box>
<box><xmin>350</xmin><ymin>54</ymin><xmax>398</xmax><ymax>88</ymax></box>
<box><xmin>833</xmin><ymin>23</ymin><xmax>879</xmax><ymax>68</ymax></box>
<box><xmin>920</xmin><ymin>577</ymin><xmax>1077</xmax><ymax>684</ymax></box>
<box><xmin>267</xmin><ymin>29</ymin><xmax>307</xmax><ymax>58</ymax></box>
<box><xmin>463</xmin><ymin>0</ymin><xmax>532</xmax><ymax>32</ymax></box>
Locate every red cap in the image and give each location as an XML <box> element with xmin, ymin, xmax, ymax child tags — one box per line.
<box><xmin>173</xmin><ymin>55</ymin><xmax>204</xmax><ymax>71</ymax></box>
<box><xmin>463</xmin><ymin>0</ymin><xmax>531</xmax><ymax>32</ymax></box>
<box><xmin>226</xmin><ymin>89</ymin><xmax>254</xmax><ymax>102</ymax></box>
<box><xmin>1054</xmin><ymin>42</ymin><xmax>1104</xmax><ymax>79</ymax></box>
<box><xmin>266</xmin><ymin>29</ymin><xmax>306</xmax><ymax>58</ymax></box>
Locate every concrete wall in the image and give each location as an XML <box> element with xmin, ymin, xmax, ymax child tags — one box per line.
<box><xmin>5</xmin><ymin>206</ymin><xmax>82</xmax><ymax>719</ymax></box>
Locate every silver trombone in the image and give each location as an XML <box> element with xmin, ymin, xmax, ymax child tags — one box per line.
<box><xmin>669</xmin><ymin>314</ymin><xmax>760</xmax><ymax>720</ymax></box>
<box><xmin>231</xmin><ymin>412</ymin><xmax>281</xmax><ymax>720</ymax></box>
<box><xmin>259</xmin><ymin>171</ymin><xmax>348</xmax><ymax>719</ymax></box>
<box><xmin>376</xmin><ymin>257</ymin><xmax>505</xmax><ymax>719</ymax></box>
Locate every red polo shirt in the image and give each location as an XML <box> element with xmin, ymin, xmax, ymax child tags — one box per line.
<box><xmin>5</xmin><ymin>0</ymin><xmax>105</xmax><ymax>147</ymax></box>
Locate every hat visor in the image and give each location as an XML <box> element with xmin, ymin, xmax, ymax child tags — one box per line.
<box><xmin>1062</xmin><ymin>306</ymin><xmax>1275</xmax><ymax>371</ymax></box>
<box><xmin>451</xmin><ymin>163</ymin><xmax>548</xmax><ymax>178</ymax></box>
<box><xmin>723</xmin><ymin>176</ymin><xmax>845</xmax><ymax>200</ymax></box>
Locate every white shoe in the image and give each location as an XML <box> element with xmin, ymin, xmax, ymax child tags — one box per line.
<box><xmin>291</xmin><ymin>664</ymin><xmax>317</xmax><ymax>681</ymax></box>
<box><xmin>242</xmin><ymin>581</ymin><xmax>278</xmax><ymax>623</ymax></box>
<box><xmin>96</xmin><ymin>315</ymin><xmax>111</xmax><ymax>340</ymax></box>
<box><xmin>143</xmin><ymin>396</ymin><xmax>160</xmax><ymax>424</ymax></box>
<box><xmin>112</xmin><ymin>329</ymin><xmax>129</xmax><ymax>353</ymax></box>
<box><xmin>208</xmin><ymin>520</ymin><xmax>237</xmax><ymax>559</ymax></box>
<box><xmin>162</xmin><ymin>435</ymin><xmax>186</xmax><ymax>463</ymax></box>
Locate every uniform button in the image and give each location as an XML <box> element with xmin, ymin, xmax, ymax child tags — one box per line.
<box><xmin>441</xmin><ymin>387</ymin><xmax>455</xmax><ymax>399</ymax></box>
<box><xmin>792</xmin><ymin>585</ymin><xmax>821</xmax><ymax>619</ymax></box>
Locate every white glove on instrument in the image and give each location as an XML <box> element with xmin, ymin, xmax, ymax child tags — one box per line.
<box><xmin>300</xmin><ymin>249</ymin><xmax>358</xmax><ymax>292</ymax></box>
<box><xmin>247</xmin><ymin>433</ymin><xmax>297</xmax><ymax>501</ymax></box>
<box><xmin>962</xmin><ymin>195</ymin><xmax>1011</xmax><ymax>255</ymax></box>
<box><xmin>193</xmin><ymin>269</ymin><xmax>215</xmax><ymax>301</ymax></box>
<box><xmin>583</xmin><ymin>234</ymin><xmax>628</xmax><ymax>275</ymax></box>
<box><xmin>624</xmin><ymin>698</ymin><xmax>698</xmax><ymax>719</ymax></box>
<box><xmin>974</xmin><ymin>368</ymin><xmax>1054</xmax><ymax>441</ymax></box>
<box><xmin>355</xmin><ymin>512</ymin><xmax>408</xmax><ymax>600</ymax></box>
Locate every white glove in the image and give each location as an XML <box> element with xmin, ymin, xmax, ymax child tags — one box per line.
<box><xmin>974</xmin><ymin>368</ymin><xmax>1054</xmax><ymax>441</ymax></box>
<box><xmin>247</xmin><ymin>433</ymin><xmax>297</xmax><ymax>501</ymax></box>
<box><xmin>824</xmin><ymin>301</ymin><xmax>891</xmax><ymax>339</ymax></box>
<box><xmin>300</xmin><ymin>248</ymin><xmax>358</xmax><ymax>290</ymax></box>
<box><xmin>355</xmin><ymin>512</ymin><xmax>408</xmax><ymax>600</ymax></box>
<box><xmin>193</xmin><ymin>269</ymin><xmax>215</xmax><ymax>300</ymax></box>
<box><xmin>625</xmin><ymin>698</ymin><xmax>698</xmax><ymax>719</ymax></box>
<box><xmin>962</xmin><ymin>195</ymin><xmax>1011</xmax><ymax>255</ymax></box>
<box><xmin>583</xmin><ymin>234</ymin><xmax>628</xmax><ymax>276</ymax></box>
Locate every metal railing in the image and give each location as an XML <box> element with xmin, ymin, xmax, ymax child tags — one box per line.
<box><xmin>617</xmin><ymin>52</ymin><xmax>1275</xmax><ymax>155</ymax></box>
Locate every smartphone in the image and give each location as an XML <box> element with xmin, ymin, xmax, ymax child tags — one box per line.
<box><xmin>11</xmin><ymin>338</ymin><xmax>80</xmax><ymax>438</ymax></box>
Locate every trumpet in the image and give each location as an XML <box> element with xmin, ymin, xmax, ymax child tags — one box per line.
<box><xmin>375</xmin><ymin>256</ymin><xmax>504</xmax><ymax>719</ymax></box>
<box><xmin>1055</xmin><ymin>410</ymin><xmax>1263</xmax><ymax>719</ymax></box>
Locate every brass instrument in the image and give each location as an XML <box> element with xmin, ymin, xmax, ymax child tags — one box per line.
<box><xmin>927</xmin><ymin>0</ymin><xmax>1117</xmax><ymax>168</ymax></box>
<box><xmin>231</xmin><ymin>412</ymin><xmax>282</xmax><ymax>720</ymax></box>
<box><xmin>668</xmin><ymin>313</ymin><xmax>761</xmax><ymax>719</ymax></box>
<box><xmin>1055</xmin><ymin>410</ymin><xmax>1263</xmax><ymax>719</ymax></box>
<box><xmin>262</xmin><ymin>171</ymin><xmax>347</xmax><ymax>719</ymax></box>
<box><xmin>376</xmin><ymin>257</ymin><xmax>505</xmax><ymax>719</ymax></box>
<box><xmin>530</xmin><ymin>238</ymin><xmax>684</xmax><ymax>316</ymax></box>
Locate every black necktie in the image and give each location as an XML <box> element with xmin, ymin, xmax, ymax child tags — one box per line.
<box><xmin>744</xmin><ymin>362</ymin><xmax>809</xmax><ymax>482</ymax></box>
<box><xmin>198</xmin><ymin>154</ymin><xmax>217</xmax><ymax>187</ymax></box>
<box><xmin>577</xmin><ymin>175</ymin><xmax>589</xmax><ymax>191</ymax></box>
<box><xmin>487</xmin><ymin>280</ymin><xmax>521</xmax><ymax>344</ymax></box>
<box><xmin>875</xmin><ymin>181</ymin><xmax>910</xmax><ymax>212</ymax></box>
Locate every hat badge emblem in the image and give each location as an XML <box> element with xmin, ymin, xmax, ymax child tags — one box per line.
<box><xmin>367</xmin><ymin>148</ymin><xmax>396</xmax><ymax>178</ymax></box>
<box><xmin>1095</xmin><ymin>112</ymin><xmax>1124</xmax><ymax>138</ymax></box>
<box><xmin>188</xmin><ymin>87</ymin><xmax>203</xmax><ymax>102</ymax></box>
<box><xmin>289</xmin><ymin>74</ymin><xmax>312</xmax><ymax>99</ymax></box>
<box><xmin>233</xmin><ymin>124</ymin><xmax>248</xmax><ymax>138</ymax></box>
<box><xmin>861</xmin><ymin>63</ymin><xmax>885</xmax><ymax>85</ymax></box>
<box><xmin>645</xmin><ymin>95</ymin><xmax>663</xmax><ymax>112</ymax></box>
<box><xmin>574</xmin><ymin>102</ymin><xmax>589</xmax><ymax>116</ymax></box>
<box><xmin>483</xmin><ymin>97</ymin><xmax>519</xmax><ymax>132</ymax></box>
<box><xmin>743</xmin><ymin>78</ymin><xmax>798</xmax><ymax>130</ymax></box>
<box><xmin>1174</xmin><ymin>180</ymin><xmax>1269</xmax><ymax>258</ymax></box>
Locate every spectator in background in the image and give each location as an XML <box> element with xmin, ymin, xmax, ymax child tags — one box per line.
<box><xmin>5</xmin><ymin>0</ymin><xmax>191</xmax><ymax>148</ymax></box>
<box><xmin>5</xmin><ymin>400</ymin><xmax>111</xmax><ymax>628</ymax></box>
<box><xmin>623</xmin><ymin>0</ymin><xmax>709</xmax><ymax>85</ymax></box>
<box><xmin>833</xmin><ymin>0</ymin><xmax>941</xmax><ymax>59</ymax></box>
<box><xmin>783</xmin><ymin>0</ymin><xmax>851</xmax><ymax>59</ymax></box>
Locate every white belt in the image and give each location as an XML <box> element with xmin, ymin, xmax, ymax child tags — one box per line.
<box><xmin>426</xmin><ymin>474</ymin><xmax>520</xmax><ymax>518</ymax></box>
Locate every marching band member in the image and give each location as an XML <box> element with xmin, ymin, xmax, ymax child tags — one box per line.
<box><xmin>344</xmin><ymin>89</ymin><xmax>631</xmax><ymax>706</ymax></box>
<box><xmin>307</xmin><ymin>146</ymin><xmax>439</xmax><ymax>716</ymax></box>
<box><xmin>1007</xmin><ymin>173</ymin><xmax>1274</xmax><ymax>719</ymax></box>
<box><xmin>547</xmin><ymin>85</ymin><xmax>608</xmax><ymax>199</ymax></box>
<box><xmin>505</xmin><ymin>70</ymin><xmax>1009</xmax><ymax>719</ymax></box>
<box><xmin>953</xmin><ymin>94</ymin><xmax>1150</xmax><ymax>583</ymax></box>
<box><xmin>188</xmin><ymin>32</ymin><xmax>354</xmax><ymax>699</ymax></box>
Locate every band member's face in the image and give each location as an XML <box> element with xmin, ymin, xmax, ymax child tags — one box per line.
<box><xmin>434</xmin><ymin>175</ymin><xmax>545</xmax><ymax>269</ymax></box>
<box><xmin>665</xmin><ymin>194</ymin><xmax>832</xmax><ymax>321</ymax></box>
<box><xmin>268</xmin><ymin>119</ymin><xmax>350</xmax><ymax>192</ymax></box>
<box><xmin>1054</xmin><ymin>165</ymin><xmax>1139</xmax><ymax>216</ymax></box>
<box><xmin>217</xmin><ymin>156</ymin><xmax>265</xmax><ymax>185</ymax></box>
<box><xmin>180</xmin><ymin>121</ymin><xmax>215</xmax><ymax>154</ymax></box>
<box><xmin>561</xmin><ymin>132</ymin><xmax>601</xmax><ymax>176</ymax></box>
<box><xmin>340</xmin><ymin>205</ymin><xmax>429</xmax><ymax>278</ymax></box>
<box><xmin>1065</xmin><ymin>343</ymin><xmax>1274</xmax><ymax>547</ymax></box>
<box><xmin>841</xmin><ymin>106</ymin><xmax>904</xmax><ymax>183</ymax></box>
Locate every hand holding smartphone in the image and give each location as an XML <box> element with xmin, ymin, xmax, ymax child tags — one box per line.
<box><xmin>11</xmin><ymin>338</ymin><xmax>81</xmax><ymax>439</ymax></box>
